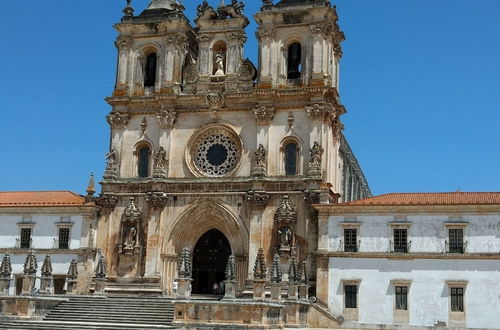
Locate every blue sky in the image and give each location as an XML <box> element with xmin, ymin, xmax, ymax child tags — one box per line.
<box><xmin>0</xmin><ymin>1</ymin><xmax>498</xmax><ymax>196</ymax></box>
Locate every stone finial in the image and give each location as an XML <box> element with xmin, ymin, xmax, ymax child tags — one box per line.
<box><xmin>225</xmin><ymin>255</ymin><xmax>236</xmax><ymax>281</ymax></box>
<box><xmin>0</xmin><ymin>254</ymin><xmax>12</xmax><ymax>278</ymax></box>
<box><xmin>23</xmin><ymin>250</ymin><xmax>37</xmax><ymax>275</ymax></box>
<box><xmin>299</xmin><ymin>260</ymin><xmax>308</xmax><ymax>284</ymax></box>
<box><xmin>270</xmin><ymin>253</ymin><xmax>282</xmax><ymax>283</ymax></box>
<box><xmin>67</xmin><ymin>260</ymin><xmax>78</xmax><ymax>281</ymax></box>
<box><xmin>86</xmin><ymin>173</ymin><xmax>96</xmax><ymax>196</ymax></box>
<box><xmin>123</xmin><ymin>0</ymin><xmax>134</xmax><ymax>17</ymax></box>
<box><xmin>177</xmin><ymin>248</ymin><xmax>192</xmax><ymax>279</ymax></box>
<box><xmin>95</xmin><ymin>255</ymin><xmax>106</xmax><ymax>279</ymax></box>
<box><xmin>41</xmin><ymin>255</ymin><xmax>53</xmax><ymax>277</ymax></box>
<box><xmin>253</xmin><ymin>248</ymin><xmax>267</xmax><ymax>280</ymax></box>
<box><xmin>288</xmin><ymin>250</ymin><xmax>298</xmax><ymax>283</ymax></box>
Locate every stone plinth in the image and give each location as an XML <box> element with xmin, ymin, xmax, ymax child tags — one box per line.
<box><xmin>118</xmin><ymin>253</ymin><xmax>141</xmax><ymax>277</ymax></box>
<box><xmin>94</xmin><ymin>278</ymin><xmax>106</xmax><ymax>295</ymax></box>
<box><xmin>153</xmin><ymin>168</ymin><xmax>168</xmax><ymax>179</ymax></box>
<box><xmin>298</xmin><ymin>284</ymin><xmax>309</xmax><ymax>301</ymax></box>
<box><xmin>0</xmin><ymin>277</ymin><xmax>11</xmax><ymax>295</ymax></box>
<box><xmin>176</xmin><ymin>278</ymin><xmax>192</xmax><ymax>299</ymax></box>
<box><xmin>21</xmin><ymin>275</ymin><xmax>36</xmax><ymax>295</ymax></box>
<box><xmin>270</xmin><ymin>283</ymin><xmax>282</xmax><ymax>302</ymax></box>
<box><xmin>288</xmin><ymin>283</ymin><xmax>298</xmax><ymax>300</ymax></box>
<box><xmin>222</xmin><ymin>280</ymin><xmax>237</xmax><ymax>300</ymax></box>
<box><xmin>39</xmin><ymin>276</ymin><xmax>53</xmax><ymax>295</ymax></box>
<box><xmin>66</xmin><ymin>280</ymin><xmax>78</xmax><ymax>294</ymax></box>
<box><xmin>252</xmin><ymin>279</ymin><xmax>267</xmax><ymax>300</ymax></box>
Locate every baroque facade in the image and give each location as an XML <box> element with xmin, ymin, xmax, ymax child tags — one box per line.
<box><xmin>97</xmin><ymin>0</ymin><xmax>370</xmax><ymax>298</ymax></box>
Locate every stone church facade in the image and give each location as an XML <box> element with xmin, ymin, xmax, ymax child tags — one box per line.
<box><xmin>96</xmin><ymin>0</ymin><xmax>370</xmax><ymax>298</ymax></box>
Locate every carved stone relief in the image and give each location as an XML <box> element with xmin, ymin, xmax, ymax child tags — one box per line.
<box><xmin>118</xmin><ymin>198</ymin><xmax>142</xmax><ymax>255</ymax></box>
<box><xmin>274</xmin><ymin>196</ymin><xmax>297</xmax><ymax>255</ymax></box>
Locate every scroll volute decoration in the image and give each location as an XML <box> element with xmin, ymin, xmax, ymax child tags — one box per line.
<box><xmin>274</xmin><ymin>195</ymin><xmax>297</xmax><ymax>254</ymax></box>
<box><xmin>118</xmin><ymin>197</ymin><xmax>142</xmax><ymax>255</ymax></box>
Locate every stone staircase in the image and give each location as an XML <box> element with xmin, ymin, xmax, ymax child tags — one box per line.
<box><xmin>0</xmin><ymin>296</ymin><xmax>175</xmax><ymax>329</ymax></box>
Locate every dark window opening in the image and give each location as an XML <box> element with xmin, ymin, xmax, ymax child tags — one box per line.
<box><xmin>285</xmin><ymin>142</ymin><xmax>298</xmax><ymax>176</ymax></box>
<box><xmin>20</xmin><ymin>228</ymin><xmax>31</xmax><ymax>249</ymax></box>
<box><xmin>449</xmin><ymin>229</ymin><xmax>464</xmax><ymax>253</ymax></box>
<box><xmin>144</xmin><ymin>53</ymin><xmax>157</xmax><ymax>87</ymax></box>
<box><xmin>58</xmin><ymin>228</ymin><xmax>70</xmax><ymax>249</ymax></box>
<box><xmin>345</xmin><ymin>285</ymin><xmax>357</xmax><ymax>308</ymax></box>
<box><xmin>287</xmin><ymin>43</ymin><xmax>302</xmax><ymax>80</ymax></box>
<box><xmin>451</xmin><ymin>287</ymin><xmax>464</xmax><ymax>312</ymax></box>
<box><xmin>395</xmin><ymin>286</ymin><xmax>408</xmax><ymax>310</ymax></box>
<box><xmin>54</xmin><ymin>277</ymin><xmax>66</xmax><ymax>294</ymax></box>
<box><xmin>15</xmin><ymin>276</ymin><xmax>23</xmax><ymax>295</ymax></box>
<box><xmin>207</xmin><ymin>144</ymin><xmax>228</xmax><ymax>166</ymax></box>
<box><xmin>394</xmin><ymin>229</ymin><xmax>408</xmax><ymax>253</ymax></box>
<box><xmin>344</xmin><ymin>229</ymin><xmax>357</xmax><ymax>252</ymax></box>
<box><xmin>138</xmin><ymin>146</ymin><xmax>151</xmax><ymax>178</ymax></box>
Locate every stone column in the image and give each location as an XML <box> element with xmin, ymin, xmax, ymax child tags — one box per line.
<box><xmin>114</xmin><ymin>36</ymin><xmax>133</xmax><ymax>96</ymax></box>
<box><xmin>144</xmin><ymin>193</ymin><xmax>168</xmax><ymax>277</ymax></box>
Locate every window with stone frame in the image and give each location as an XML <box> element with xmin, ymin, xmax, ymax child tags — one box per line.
<box><xmin>144</xmin><ymin>53</ymin><xmax>157</xmax><ymax>87</ymax></box>
<box><xmin>20</xmin><ymin>228</ymin><xmax>32</xmax><ymax>249</ymax></box>
<box><xmin>138</xmin><ymin>145</ymin><xmax>151</xmax><ymax>178</ymax></box>
<box><xmin>58</xmin><ymin>227</ymin><xmax>70</xmax><ymax>249</ymax></box>
<box><xmin>344</xmin><ymin>285</ymin><xmax>358</xmax><ymax>308</ymax></box>
<box><xmin>285</xmin><ymin>142</ymin><xmax>298</xmax><ymax>176</ymax></box>
<box><xmin>393</xmin><ymin>228</ymin><xmax>408</xmax><ymax>253</ymax></box>
<box><xmin>449</xmin><ymin>228</ymin><xmax>464</xmax><ymax>253</ymax></box>
<box><xmin>451</xmin><ymin>287</ymin><xmax>464</xmax><ymax>312</ymax></box>
<box><xmin>287</xmin><ymin>42</ymin><xmax>302</xmax><ymax>79</ymax></box>
<box><xmin>395</xmin><ymin>286</ymin><xmax>408</xmax><ymax>310</ymax></box>
<box><xmin>344</xmin><ymin>228</ymin><xmax>358</xmax><ymax>252</ymax></box>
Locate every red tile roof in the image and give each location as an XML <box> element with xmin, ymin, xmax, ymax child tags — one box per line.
<box><xmin>343</xmin><ymin>192</ymin><xmax>500</xmax><ymax>206</ymax></box>
<box><xmin>0</xmin><ymin>191</ymin><xmax>85</xmax><ymax>208</ymax></box>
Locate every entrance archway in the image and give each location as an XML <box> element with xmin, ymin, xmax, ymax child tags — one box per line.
<box><xmin>192</xmin><ymin>229</ymin><xmax>231</xmax><ymax>294</ymax></box>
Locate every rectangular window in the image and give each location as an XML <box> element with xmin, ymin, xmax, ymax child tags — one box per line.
<box><xmin>451</xmin><ymin>287</ymin><xmax>464</xmax><ymax>312</ymax></box>
<box><xmin>345</xmin><ymin>285</ymin><xmax>357</xmax><ymax>308</ymax></box>
<box><xmin>395</xmin><ymin>286</ymin><xmax>408</xmax><ymax>310</ymax></box>
<box><xmin>20</xmin><ymin>228</ymin><xmax>32</xmax><ymax>249</ymax></box>
<box><xmin>394</xmin><ymin>229</ymin><xmax>408</xmax><ymax>253</ymax></box>
<box><xmin>344</xmin><ymin>229</ymin><xmax>358</xmax><ymax>252</ymax></box>
<box><xmin>58</xmin><ymin>228</ymin><xmax>70</xmax><ymax>249</ymax></box>
<box><xmin>449</xmin><ymin>229</ymin><xmax>464</xmax><ymax>253</ymax></box>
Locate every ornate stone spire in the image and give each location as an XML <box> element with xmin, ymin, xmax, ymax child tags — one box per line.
<box><xmin>123</xmin><ymin>0</ymin><xmax>134</xmax><ymax>17</ymax></box>
<box><xmin>95</xmin><ymin>255</ymin><xmax>106</xmax><ymax>279</ymax></box>
<box><xmin>253</xmin><ymin>248</ymin><xmax>267</xmax><ymax>279</ymax></box>
<box><xmin>67</xmin><ymin>260</ymin><xmax>78</xmax><ymax>280</ymax></box>
<box><xmin>41</xmin><ymin>255</ymin><xmax>53</xmax><ymax>277</ymax></box>
<box><xmin>177</xmin><ymin>247</ymin><xmax>192</xmax><ymax>279</ymax></box>
<box><xmin>270</xmin><ymin>253</ymin><xmax>282</xmax><ymax>283</ymax></box>
<box><xmin>225</xmin><ymin>255</ymin><xmax>236</xmax><ymax>281</ymax></box>
<box><xmin>299</xmin><ymin>260</ymin><xmax>308</xmax><ymax>284</ymax></box>
<box><xmin>0</xmin><ymin>254</ymin><xmax>12</xmax><ymax>278</ymax></box>
<box><xmin>288</xmin><ymin>249</ymin><xmax>298</xmax><ymax>283</ymax></box>
<box><xmin>86</xmin><ymin>173</ymin><xmax>96</xmax><ymax>196</ymax></box>
<box><xmin>23</xmin><ymin>250</ymin><xmax>37</xmax><ymax>275</ymax></box>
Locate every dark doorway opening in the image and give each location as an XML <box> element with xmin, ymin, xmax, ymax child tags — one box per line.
<box><xmin>192</xmin><ymin>229</ymin><xmax>231</xmax><ymax>295</ymax></box>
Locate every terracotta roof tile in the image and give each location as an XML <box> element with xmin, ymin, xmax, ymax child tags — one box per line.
<box><xmin>0</xmin><ymin>191</ymin><xmax>85</xmax><ymax>208</ymax></box>
<box><xmin>343</xmin><ymin>192</ymin><xmax>500</xmax><ymax>206</ymax></box>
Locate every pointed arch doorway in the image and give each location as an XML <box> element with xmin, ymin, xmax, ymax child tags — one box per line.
<box><xmin>192</xmin><ymin>229</ymin><xmax>232</xmax><ymax>294</ymax></box>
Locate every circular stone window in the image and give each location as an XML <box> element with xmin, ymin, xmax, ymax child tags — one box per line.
<box><xmin>191</xmin><ymin>128</ymin><xmax>241</xmax><ymax>177</ymax></box>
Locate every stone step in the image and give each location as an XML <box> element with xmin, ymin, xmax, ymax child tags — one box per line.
<box><xmin>58</xmin><ymin>302</ymin><xmax>173</xmax><ymax>308</ymax></box>
<box><xmin>46</xmin><ymin>311</ymin><xmax>173</xmax><ymax>319</ymax></box>
<box><xmin>50</xmin><ymin>306</ymin><xmax>173</xmax><ymax>312</ymax></box>
<box><xmin>0</xmin><ymin>320</ymin><xmax>175</xmax><ymax>329</ymax></box>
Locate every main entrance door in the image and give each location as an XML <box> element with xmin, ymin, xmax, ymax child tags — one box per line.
<box><xmin>192</xmin><ymin>229</ymin><xmax>231</xmax><ymax>294</ymax></box>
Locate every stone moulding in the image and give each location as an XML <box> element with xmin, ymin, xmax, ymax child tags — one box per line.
<box><xmin>245</xmin><ymin>191</ymin><xmax>270</xmax><ymax>206</ymax></box>
<box><xmin>96</xmin><ymin>193</ymin><xmax>120</xmax><ymax>209</ymax></box>
<box><xmin>145</xmin><ymin>191</ymin><xmax>169</xmax><ymax>208</ymax></box>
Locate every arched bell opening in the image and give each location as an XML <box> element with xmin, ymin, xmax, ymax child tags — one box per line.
<box><xmin>191</xmin><ymin>229</ymin><xmax>232</xmax><ymax>295</ymax></box>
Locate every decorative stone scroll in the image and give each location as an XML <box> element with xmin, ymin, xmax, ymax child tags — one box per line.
<box><xmin>245</xmin><ymin>191</ymin><xmax>270</xmax><ymax>207</ymax></box>
<box><xmin>308</xmin><ymin>142</ymin><xmax>323</xmax><ymax>178</ymax></box>
<box><xmin>253</xmin><ymin>106</ymin><xmax>275</xmax><ymax>125</ymax></box>
<box><xmin>251</xmin><ymin>144</ymin><xmax>267</xmax><ymax>177</ymax></box>
<box><xmin>96</xmin><ymin>193</ymin><xmax>120</xmax><ymax>209</ymax></box>
<box><xmin>118</xmin><ymin>198</ymin><xmax>142</xmax><ymax>255</ymax></box>
<box><xmin>103</xmin><ymin>148</ymin><xmax>120</xmax><ymax>180</ymax></box>
<box><xmin>106</xmin><ymin>112</ymin><xmax>129</xmax><ymax>129</ymax></box>
<box><xmin>145</xmin><ymin>191</ymin><xmax>168</xmax><ymax>208</ymax></box>
<box><xmin>274</xmin><ymin>196</ymin><xmax>297</xmax><ymax>254</ymax></box>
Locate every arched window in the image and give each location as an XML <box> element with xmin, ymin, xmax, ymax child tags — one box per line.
<box><xmin>285</xmin><ymin>142</ymin><xmax>298</xmax><ymax>176</ymax></box>
<box><xmin>138</xmin><ymin>145</ymin><xmax>151</xmax><ymax>178</ymax></box>
<box><xmin>144</xmin><ymin>53</ymin><xmax>157</xmax><ymax>87</ymax></box>
<box><xmin>287</xmin><ymin>43</ymin><xmax>302</xmax><ymax>80</ymax></box>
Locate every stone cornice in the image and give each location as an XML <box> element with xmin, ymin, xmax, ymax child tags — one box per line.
<box><xmin>317</xmin><ymin>251</ymin><xmax>500</xmax><ymax>260</ymax></box>
<box><xmin>313</xmin><ymin>203</ymin><xmax>500</xmax><ymax>215</ymax></box>
<box><xmin>0</xmin><ymin>206</ymin><xmax>98</xmax><ymax>214</ymax></box>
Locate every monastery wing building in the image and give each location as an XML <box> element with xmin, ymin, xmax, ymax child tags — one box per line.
<box><xmin>98</xmin><ymin>0</ymin><xmax>369</xmax><ymax>299</ymax></box>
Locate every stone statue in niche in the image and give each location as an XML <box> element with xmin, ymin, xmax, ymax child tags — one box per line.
<box><xmin>274</xmin><ymin>196</ymin><xmax>297</xmax><ymax>254</ymax></box>
<box><xmin>118</xmin><ymin>197</ymin><xmax>142</xmax><ymax>255</ymax></box>
<box><xmin>104</xmin><ymin>148</ymin><xmax>119</xmax><ymax>180</ymax></box>
<box><xmin>237</xmin><ymin>59</ymin><xmax>257</xmax><ymax>91</ymax></box>
<box><xmin>154</xmin><ymin>147</ymin><xmax>167</xmax><ymax>169</ymax></box>
<box><xmin>251</xmin><ymin>144</ymin><xmax>267</xmax><ymax>177</ymax></box>
<box><xmin>214</xmin><ymin>53</ymin><xmax>225</xmax><ymax>76</ymax></box>
<box><xmin>308</xmin><ymin>142</ymin><xmax>323</xmax><ymax>178</ymax></box>
<box><xmin>278</xmin><ymin>226</ymin><xmax>292</xmax><ymax>248</ymax></box>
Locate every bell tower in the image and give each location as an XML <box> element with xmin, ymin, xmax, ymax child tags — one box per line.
<box><xmin>255</xmin><ymin>0</ymin><xmax>344</xmax><ymax>89</ymax></box>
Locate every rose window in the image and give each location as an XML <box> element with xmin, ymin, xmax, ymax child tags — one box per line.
<box><xmin>193</xmin><ymin>130</ymin><xmax>241</xmax><ymax>177</ymax></box>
